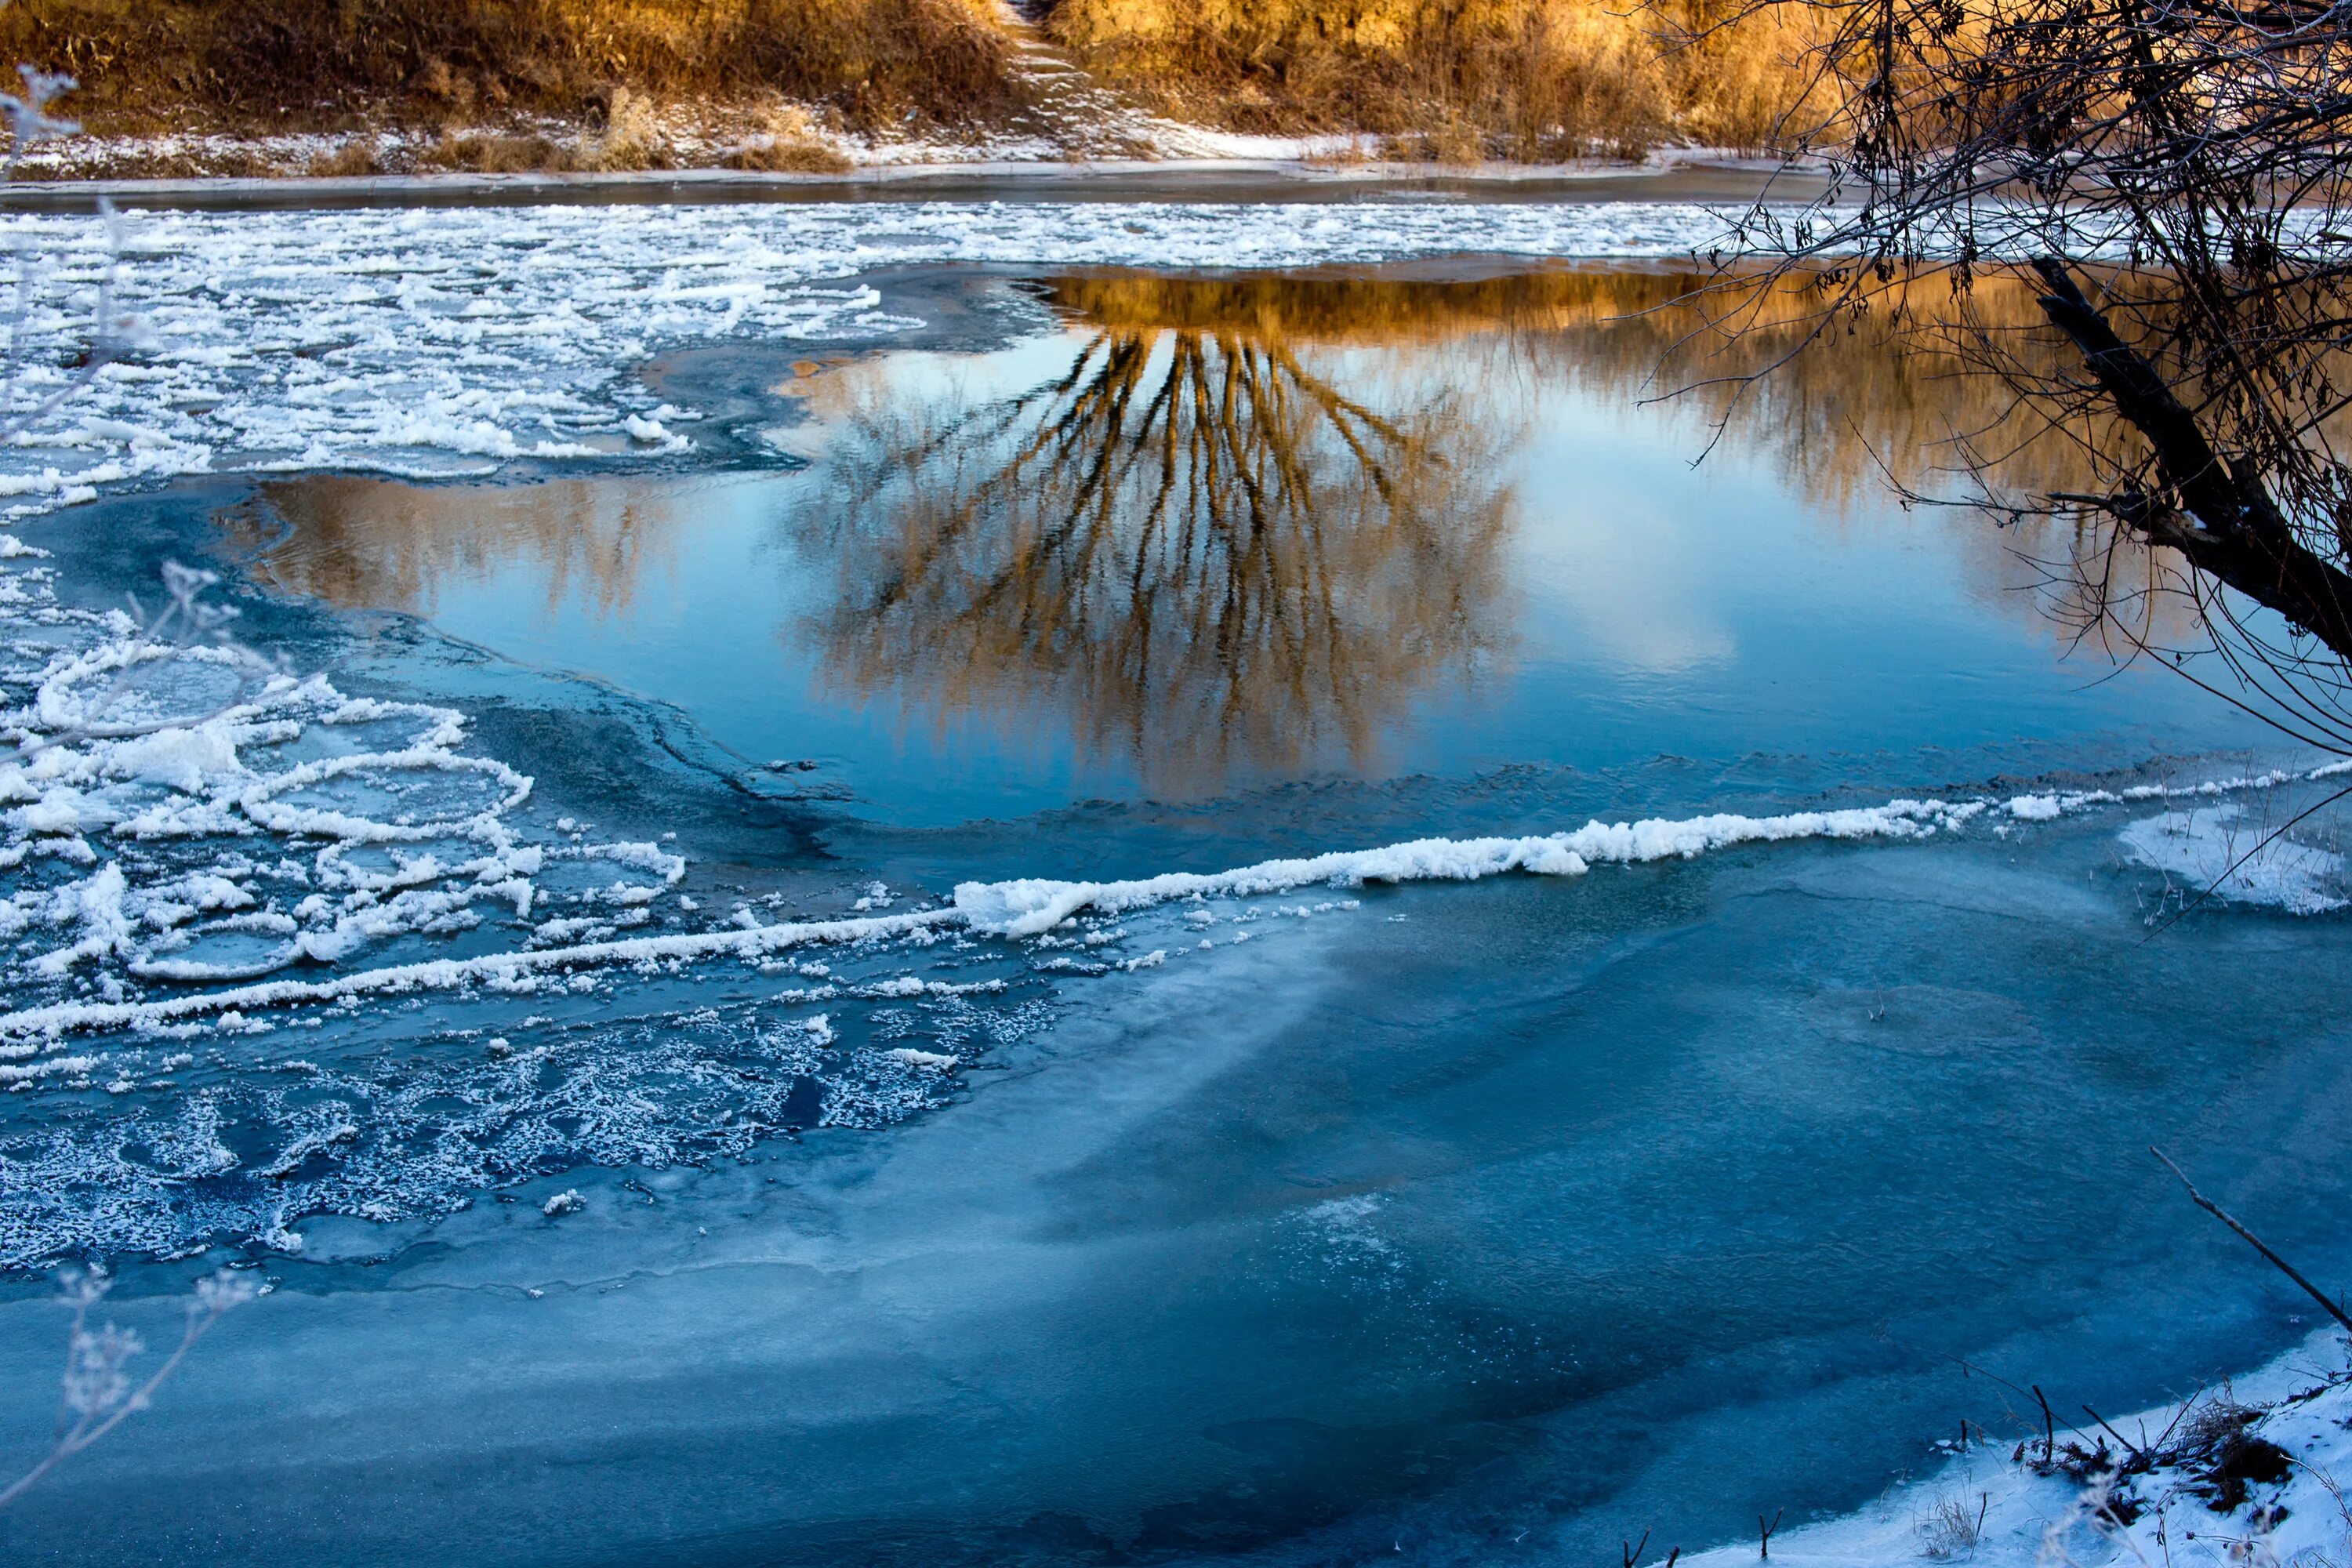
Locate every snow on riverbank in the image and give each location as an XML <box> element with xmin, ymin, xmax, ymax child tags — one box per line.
<box><xmin>0</xmin><ymin>106</ymin><xmax>1754</xmax><ymax>181</ymax></box>
<box><xmin>1679</xmin><ymin>1327</ymin><xmax>2352</xmax><ymax>1568</ymax></box>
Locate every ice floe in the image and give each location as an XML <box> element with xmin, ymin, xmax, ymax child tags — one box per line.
<box><xmin>0</xmin><ymin>200</ymin><xmax>1755</xmax><ymax>515</ymax></box>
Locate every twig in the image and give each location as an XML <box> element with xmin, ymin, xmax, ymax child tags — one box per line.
<box><xmin>0</xmin><ymin>1271</ymin><xmax>252</xmax><ymax>1512</ymax></box>
<box><xmin>1759</xmin><ymin>1507</ymin><xmax>1784</xmax><ymax>1559</ymax></box>
<box><xmin>2151</xmin><ymin>1147</ymin><xmax>2352</xmax><ymax>1333</ymax></box>
<box><xmin>1625</xmin><ymin>1529</ymin><xmax>1651</xmax><ymax>1568</ymax></box>
<box><xmin>2084</xmin><ymin>1404</ymin><xmax>2147</xmax><ymax>1465</ymax></box>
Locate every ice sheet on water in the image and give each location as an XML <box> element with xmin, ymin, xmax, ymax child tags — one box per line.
<box><xmin>0</xmin><ymin>1003</ymin><xmax>1047</xmax><ymax>1265</ymax></box>
<box><xmin>0</xmin><ymin>540</ymin><xmax>2342</xmax><ymax>1265</ymax></box>
<box><xmin>0</xmin><ymin>544</ymin><xmax>1112</xmax><ymax>1264</ymax></box>
<box><xmin>0</xmin><ymin>201</ymin><xmax>1755</xmax><ymax>515</ymax></box>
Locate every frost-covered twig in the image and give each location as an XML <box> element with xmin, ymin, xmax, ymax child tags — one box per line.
<box><xmin>0</xmin><ymin>64</ymin><xmax>81</xmax><ymax>182</ymax></box>
<box><xmin>0</xmin><ymin>68</ymin><xmax>141</xmax><ymax>442</ymax></box>
<box><xmin>0</xmin><ymin>1265</ymin><xmax>256</xmax><ymax>1511</ymax></box>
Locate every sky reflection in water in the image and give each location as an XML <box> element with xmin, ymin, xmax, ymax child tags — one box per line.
<box><xmin>229</xmin><ymin>268</ymin><xmax>2262</xmax><ymax>826</ymax></box>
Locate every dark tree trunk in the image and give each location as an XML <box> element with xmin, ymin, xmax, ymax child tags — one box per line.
<box><xmin>2033</xmin><ymin>258</ymin><xmax>2352</xmax><ymax>659</ymax></box>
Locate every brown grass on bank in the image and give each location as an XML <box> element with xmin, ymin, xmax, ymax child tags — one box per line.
<box><xmin>1040</xmin><ymin>0</ymin><xmax>1828</xmax><ymax>157</ymax></box>
<box><xmin>0</xmin><ymin>0</ymin><xmax>1027</xmax><ymax>136</ymax></box>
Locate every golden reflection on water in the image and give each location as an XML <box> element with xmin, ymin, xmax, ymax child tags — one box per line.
<box><xmin>794</xmin><ymin>277</ymin><xmax>1523</xmax><ymax>790</ymax></box>
<box><xmin>222</xmin><ymin>474</ymin><xmax>683</xmax><ymax>619</ymax></box>
<box><xmin>227</xmin><ymin>267</ymin><xmax>2196</xmax><ymax>793</ymax></box>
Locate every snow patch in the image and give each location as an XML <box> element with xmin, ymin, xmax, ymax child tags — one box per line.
<box><xmin>2119</xmin><ymin>804</ymin><xmax>2347</xmax><ymax>914</ymax></box>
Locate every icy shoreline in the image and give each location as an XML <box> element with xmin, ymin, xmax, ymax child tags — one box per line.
<box><xmin>0</xmin><ymin>143</ymin><xmax>1806</xmax><ymax>198</ymax></box>
<box><xmin>1678</xmin><ymin>1327</ymin><xmax>2352</xmax><ymax>1568</ymax></box>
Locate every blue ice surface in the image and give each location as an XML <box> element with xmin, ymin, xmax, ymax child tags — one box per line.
<box><xmin>0</xmin><ymin>266</ymin><xmax>2344</xmax><ymax>1568</ymax></box>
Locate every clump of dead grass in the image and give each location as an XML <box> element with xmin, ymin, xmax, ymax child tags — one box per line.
<box><xmin>720</xmin><ymin>102</ymin><xmax>851</xmax><ymax>172</ymax></box>
<box><xmin>415</xmin><ymin>132</ymin><xmax>568</xmax><ymax>174</ymax></box>
<box><xmin>1915</xmin><ymin>1490</ymin><xmax>1988</xmax><ymax>1560</ymax></box>
<box><xmin>305</xmin><ymin>140</ymin><xmax>383</xmax><ymax>178</ymax></box>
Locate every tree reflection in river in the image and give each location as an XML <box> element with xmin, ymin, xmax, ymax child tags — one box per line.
<box><xmin>794</xmin><ymin>276</ymin><xmax>1523</xmax><ymax>793</ymax></box>
<box><xmin>795</xmin><ymin>269</ymin><xmax>2187</xmax><ymax>791</ymax></box>
<box><xmin>220</xmin><ymin>268</ymin><xmax>2205</xmax><ymax>797</ymax></box>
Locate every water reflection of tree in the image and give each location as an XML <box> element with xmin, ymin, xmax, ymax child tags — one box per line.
<box><xmin>214</xmin><ymin>270</ymin><xmax>2209</xmax><ymax>764</ymax></box>
<box><xmin>804</xmin><ymin>270</ymin><xmax>2196</xmax><ymax>793</ymax></box>
<box><xmin>1269</xmin><ymin>263</ymin><xmax>2194</xmax><ymax>660</ymax></box>
<box><xmin>799</xmin><ymin>278</ymin><xmax>1519</xmax><ymax>793</ymax></box>
<box><xmin>1543</xmin><ymin>267</ymin><xmax>2198</xmax><ymax>660</ymax></box>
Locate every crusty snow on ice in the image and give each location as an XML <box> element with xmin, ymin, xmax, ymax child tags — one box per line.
<box><xmin>2120</xmin><ymin>804</ymin><xmax>2348</xmax><ymax>915</ymax></box>
<box><xmin>0</xmin><ymin>200</ymin><xmax>1750</xmax><ymax>514</ymax></box>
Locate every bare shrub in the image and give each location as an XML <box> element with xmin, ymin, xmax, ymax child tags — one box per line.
<box><xmin>576</xmin><ymin>83</ymin><xmax>672</xmax><ymax>170</ymax></box>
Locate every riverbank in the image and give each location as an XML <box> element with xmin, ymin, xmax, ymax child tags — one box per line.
<box><xmin>1682</xmin><ymin>1327</ymin><xmax>2352</xmax><ymax>1568</ymax></box>
<box><xmin>0</xmin><ymin>0</ymin><xmax>1812</xmax><ymax>172</ymax></box>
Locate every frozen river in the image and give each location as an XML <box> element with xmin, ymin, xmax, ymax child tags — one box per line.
<box><xmin>0</xmin><ymin>205</ymin><xmax>2345</xmax><ymax>1566</ymax></box>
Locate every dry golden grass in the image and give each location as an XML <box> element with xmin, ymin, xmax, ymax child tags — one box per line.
<box><xmin>0</xmin><ymin>0</ymin><xmax>1028</xmax><ymax>135</ymax></box>
<box><xmin>1042</xmin><ymin>0</ymin><xmax>1828</xmax><ymax>156</ymax></box>
<box><xmin>304</xmin><ymin>140</ymin><xmax>383</xmax><ymax>178</ymax></box>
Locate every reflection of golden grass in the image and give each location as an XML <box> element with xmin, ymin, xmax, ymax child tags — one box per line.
<box><xmin>1044</xmin><ymin>0</ymin><xmax>1831</xmax><ymax>155</ymax></box>
<box><xmin>223</xmin><ymin>475</ymin><xmax>681</xmax><ymax>622</ymax></box>
<box><xmin>2</xmin><ymin>0</ymin><xmax>1024</xmax><ymax>134</ymax></box>
<box><xmin>1043</xmin><ymin>267</ymin><xmax>2092</xmax><ymax>512</ymax></box>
